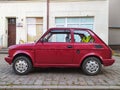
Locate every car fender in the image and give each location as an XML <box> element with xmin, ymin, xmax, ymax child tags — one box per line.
<box><xmin>13</xmin><ymin>50</ymin><xmax>35</xmax><ymax>64</ymax></box>
<box><xmin>79</xmin><ymin>52</ymin><xmax>103</xmax><ymax>66</ymax></box>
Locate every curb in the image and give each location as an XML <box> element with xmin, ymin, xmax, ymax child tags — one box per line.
<box><xmin>114</xmin><ymin>53</ymin><xmax>120</xmax><ymax>57</ymax></box>
<box><xmin>0</xmin><ymin>86</ymin><xmax>120</xmax><ymax>90</ymax></box>
<box><xmin>0</xmin><ymin>48</ymin><xmax>8</xmax><ymax>54</ymax></box>
<box><xmin>0</xmin><ymin>52</ymin><xmax>8</xmax><ymax>54</ymax></box>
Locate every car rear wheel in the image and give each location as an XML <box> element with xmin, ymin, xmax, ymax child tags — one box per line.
<box><xmin>13</xmin><ymin>56</ymin><xmax>32</xmax><ymax>75</ymax></box>
<box><xmin>82</xmin><ymin>57</ymin><xmax>102</xmax><ymax>75</ymax></box>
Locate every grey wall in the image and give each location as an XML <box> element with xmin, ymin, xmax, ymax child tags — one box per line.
<box><xmin>109</xmin><ymin>28</ymin><xmax>120</xmax><ymax>45</ymax></box>
<box><xmin>109</xmin><ymin>0</ymin><xmax>120</xmax><ymax>27</ymax></box>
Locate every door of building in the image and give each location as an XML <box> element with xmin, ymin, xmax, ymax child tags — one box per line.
<box><xmin>8</xmin><ymin>18</ymin><xmax>16</xmax><ymax>47</ymax></box>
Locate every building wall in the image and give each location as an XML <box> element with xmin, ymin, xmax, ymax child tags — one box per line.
<box><xmin>0</xmin><ymin>0</ymin><xmax>108</xmax><ymax>47</ymax></box>
<box><xmin>109</xmin><ymin>0</ymin><xmax>120</xmax><ymax>27</ymax></box>
<box><xmin>109</xmin><ymin>0</ymin><xmax>120</xmax><ymax>47</ymax></box>
<box><xmin>49</xmin><ymin>0</ymin><xmax>108</xmax><ymax>44</ymax></box>
<box><xmin>109</xmin><ymin>28</ymin><xmax>120</xmax><ymax>45</ymax></box>
<box><xmin>0</xmin><ymin>1</ymin><xmax>47</xmax><ymax>47</ymax></box>
<box><xmin>109</xmin><ymin>28</ymin><xmax>120</xmax><ymax>49</ymax></box>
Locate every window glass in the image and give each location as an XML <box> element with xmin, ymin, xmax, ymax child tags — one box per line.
<box><xmin>8</xmin><ymin>18</ymin><xmax>16</xmax><ymax>24</ymax></box>
<box><xmin>55</xmin><ymin>17</ymin><xmax>94</xmax><ymax>30</ymax></box>
<box><xmin>80</xmin><ymin>18</ymin><xmax>94</xmax><ymax>23</ymax></box>
<box><xmin>67</xmin><ymin>24</ymin><xmax>79</xmax><ymax>28</ymax></box>
<box><xmin>55</xmin><ymin>18</ymin><xmax>65</xmax><ymax>24</ymax></box>
<box><xmin>74</xmin><ymin>34</ymin><xmax>82</xmax><ymax>42</ymax></box>
<box><xmin>55</xmin><ymin>18</ymin><xmax>65</xmax><ymax>27</ymax></box>
<box><xmin>67</xmin><ymin>18</ymin><xmax>79</xmax><ymax>23</ymax></box>
<box><xmin>80</xmin><ymin>24</ymin><xmax>93</xmax><ymax>30</ymax></box>
<box><xmin>27</xmin><ymin>17</ymin><xmax>43</xmax><ymax>43</ymax></box>
<box><xmin>49</xmin><ymin>34</ymin><xmax>66</xmax><ymax>42</ymax></box>
<box><xmin>74</xmin><ymin>30</ymin><xmax>94</xmax><ymax>43</ymax></box>
<box><xmin>56</xmin><ymin>25</ymin><xmax>65</xmax><ymax>27</ymax></box>
<box><xmin>44</xmin><ymin>30</ymin><xmax>71</xmax><ymax>43</ymax></box>
<box><xmin>27</xmin><ymin>18</ymin><xmax>36</xmax><ymax>24</ymax></box>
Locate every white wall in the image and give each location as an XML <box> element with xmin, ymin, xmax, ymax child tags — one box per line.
<box><xmin>49</xmin><ymin>0</ymin><xmax>108</xmax><ymax>44</ymax></box>
<box><xmin>0</xmin><ymin>1</ymin><xmax>47</xmax><ymax>47</ymax></box>
<box><xmin>0</xmin><ymin>0</ymin><xmax>108</xmax><ymax>47</ymax></box>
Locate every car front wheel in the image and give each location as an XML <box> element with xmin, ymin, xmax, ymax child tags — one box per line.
<box><xmin>13</xmin><ymin>56</ymin><xmax>32</xmax><ymax>75</ymax></box>
<box><xmin>82</xmin><ymin>57</ymin><xmax>102</xmax><ymax>75</ymax></box>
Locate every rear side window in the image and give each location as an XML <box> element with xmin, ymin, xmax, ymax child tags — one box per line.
<box><xmin>74</xmin><ymin>30</ymin><xmax>94</xmax><ymax>43</ymax></box>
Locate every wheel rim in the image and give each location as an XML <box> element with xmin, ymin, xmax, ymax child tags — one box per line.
<box><xmin>15</xmin><ymin>59</ymin><xmax>28</xmax><ymax>73</ymax></box>
<box><xmin>85</xmin><ymin>59</ymin><xmax>99</xmax><ymax>74</ymax></box>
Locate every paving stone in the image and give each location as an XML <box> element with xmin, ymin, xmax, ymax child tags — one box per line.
<box><xmin>53</xmin><ymin>76</ymin><xmax>59</xmax><ymax>81</ymax></box>
<box><xmin>43</xmin><ymin>81</ymin><xmax>52</xmax><ymax>85</ymax></box>
<box><xmin>0</xmin><ymin>54</ymin><xmax>120</xmax><ymax>87</ymax></box>
<box><xmin>66</xmin><ymin>81</ymin><xmax>73</xmax><ymax>85</ymax></box>
<box><xmin>59</xmin><ymin>81</ymin><xmax>66</xmax><ymax>85</ymax></box>
<box><xmin>86</xmin><ymin>80</ymin><xmax>95</xmax><ymax>86</ymax></box>
<box><xmin>51</xmin><ymin>80</ymin><xmax>58</xmax><ymax>85</ymax></box>
<box><xmin>34</xmin><ymin>80</ymin><xmax>43</xmax><ymax>85</ymax></box>
<box><xmin>0</xmin><ymin>81</ymin><xmax>6</xmax><ymax>85</ymax></box>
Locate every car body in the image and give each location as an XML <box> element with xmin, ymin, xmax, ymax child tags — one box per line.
<box><xmin>5</xmin><ymin>28</ymin><xmax>115</xmax><ymax>75</ymax></box>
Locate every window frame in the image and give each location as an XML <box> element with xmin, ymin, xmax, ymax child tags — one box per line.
<box><xmin>42</xmin><ymin>29</ymin><xmax>72</xmax><ymax>43</ymax></box>
<box><xmin>55</xmin><ymin>17</ymin><xmax>94</xmax><ymax>30</ymax></box>
<box><xmin>26</xmin><ymin>17</ymin><xmax>43</xmax><ymax>43</ymax></box>
<box><xmin>73</xmin><ymin>30</ymin><xmax>94</xmax><ymax>43</ymax></box>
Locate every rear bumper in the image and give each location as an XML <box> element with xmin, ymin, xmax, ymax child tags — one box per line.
<box><xmin>102</xmin><ymin>58</ymin><xmax>115</xmax><ymax>66</ymax></box>
<box><xmin>5</xmin><ymin>56</ymin><xmax>13</xmax><ymax>65</ymax></box>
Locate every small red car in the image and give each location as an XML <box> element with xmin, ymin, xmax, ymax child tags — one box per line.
<box><xmin>5</xmin><ymin>28</ymin><xmax>115</xmax><ymax>75</ymax></box>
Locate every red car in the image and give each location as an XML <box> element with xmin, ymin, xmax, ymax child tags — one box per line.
<box><xmin>5</xmin><ymin>28</ymin><xmax>115</xmax><ymax>75</ymax></box>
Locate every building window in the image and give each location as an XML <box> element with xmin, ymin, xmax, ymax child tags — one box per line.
<box><xmin>8</xmin><ymin>18</ymin><xmax>16</xmax><ymax>24</ymax></box>
<box><xmin>55</xmin><ymin>17</ymin><xmax>94</xmax><ymax>30</ymax></box>
<box><xmin>27</xmin><ymin>17</ymin><xmax>43</xmax><ymax>42</ymax></box>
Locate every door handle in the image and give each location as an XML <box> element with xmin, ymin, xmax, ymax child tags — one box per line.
<box><xmin>76</xmin><ymin>49</ymin><xmax>80</xmax><ymax>54</ymax></box>
<box><xmin>67</xmin><ymin>45</ymin><xmax>73</xmax><ymax>48</ymax></box>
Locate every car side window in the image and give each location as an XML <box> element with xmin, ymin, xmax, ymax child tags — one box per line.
<box><xmin>43</xmin><ymin>30</ymin><xmax>71</xmax><ymax>43</ymax></box>
<box><xmin>74</xmin><ymin>30</ymin><xmax>94</xmax><ymax>43</ymax></box>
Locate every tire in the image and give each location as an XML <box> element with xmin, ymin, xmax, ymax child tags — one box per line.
<box><xmin>13</xmin><ymin>56</ymin><xmax>32</xmax><ymax>75</ymax></box>
<box><xmin>81</xmin><ymin>57</ymin><xmax>102</xmax><ymax>76</ymax></box>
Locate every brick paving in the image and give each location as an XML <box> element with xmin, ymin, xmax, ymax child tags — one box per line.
<box><xmin>0</xmin><ymin>54</ymin><xmax>120</xmax><ymax>87</ymax></box>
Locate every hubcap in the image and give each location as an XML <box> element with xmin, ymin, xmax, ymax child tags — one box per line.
<box><xmin>86</xmin><ymin>60</ymin><xmax>99</xmax><ymax>74</ymax></box>
<box><xmin>15</xmin><ymin>59</ymin><xmax>28</xmax><ymax>73</ymax></box>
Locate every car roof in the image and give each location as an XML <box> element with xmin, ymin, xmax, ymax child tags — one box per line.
<box><xmin>49</xmin><ymin>27</ymin><xmax>91</xmax><ymax>31</ymax></box>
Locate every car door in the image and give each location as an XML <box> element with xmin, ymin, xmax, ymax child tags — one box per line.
<box><xmin>35</xmin><ymin>29</ymin><xmax>74</xmax><ymax>66</ymax></box>
<box><xmin>73</xmin><ymin>29</ymin><xmax>95</xmax><ymax>64</ymax></box>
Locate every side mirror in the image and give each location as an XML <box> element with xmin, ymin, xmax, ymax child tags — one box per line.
<box><xmin>40</xmin><ymin>38</ymin><xmax>44</xmax><ymax>43</ymax></box>
<box><xmin>40</xmin><ymin>38</ymin><xmax>47</xmax><ymax>43</ymax></box>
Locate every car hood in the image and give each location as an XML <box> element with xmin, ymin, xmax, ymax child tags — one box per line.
<box><xmin>8</xmin><ymin>43</ymin><xmax>35</xmax><ymax>50</ymax></box>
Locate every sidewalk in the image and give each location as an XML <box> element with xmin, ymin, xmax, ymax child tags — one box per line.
<box><xmin>114</xmin><ymin>50</ymin><xmax>120</xmax><ymax>57</ymax></box>
<box><xmin>0</xmin><ymin>53</ymin><xmax>120</xmax><ymax>90</ymax></box>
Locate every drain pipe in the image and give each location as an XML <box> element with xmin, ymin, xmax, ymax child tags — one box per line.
<box><xmin>47</xmin><ymin>0</ymin><xmax>50</xmax><ymax>30</ymax></box>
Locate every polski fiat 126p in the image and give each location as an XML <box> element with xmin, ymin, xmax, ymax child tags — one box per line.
<box><xmin>5</xmin><ymin>28</ymin><xmax>115</xmax><ymax>75</ymax></box>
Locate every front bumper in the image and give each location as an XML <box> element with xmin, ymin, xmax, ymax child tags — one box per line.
<box><xmin>5</xmin><ymin>56</ymin><xmax>13</xmax><ymax>65</ymax></box>
<box><xmin>102</xmin><ymin>58</ymin><xmax>115</xmax><ymax>66</ymax></box>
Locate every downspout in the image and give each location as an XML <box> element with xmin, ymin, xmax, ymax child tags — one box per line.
<box><xmin>47</xmin><ymin>0</ymin><xmax>50</xmax><ymax>30</ymax></box>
